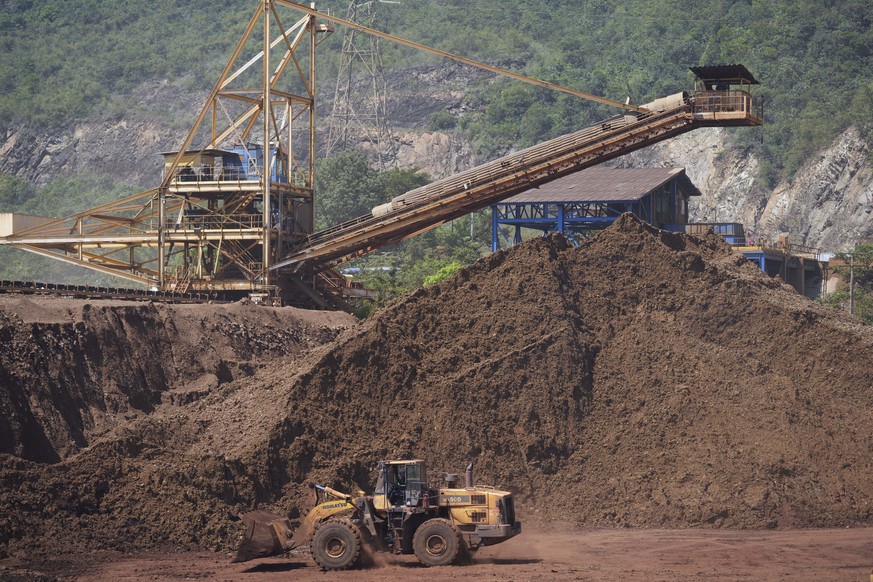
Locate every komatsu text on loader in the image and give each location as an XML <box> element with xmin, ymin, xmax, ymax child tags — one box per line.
<box><xmin>232</xmin><ymin>459</ymin><xmax>521</xmax><ymax>569</ymax></box>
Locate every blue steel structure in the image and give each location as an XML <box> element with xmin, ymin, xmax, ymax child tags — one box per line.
<box><xmin>490</xmin><ymin>166</ymin><xmax>701</xmax><ymax>251</ymax></box>
<box><xmin>491</xmin><ymin>169</ymin><xmax>826</xmax><ymax>299</ymax></box>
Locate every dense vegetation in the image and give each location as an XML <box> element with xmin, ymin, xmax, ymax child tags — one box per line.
<box><xmin>315</xmin><ymin>150</ymin><xmax>487</xmax><ymax>313</ymax></box>
<box><xmin>315</xmin><ymin>150</ymin><xmax>430</xmax><ymax>229</ymax></box>
<box><xmin>384</xmin><ymin>0</ymin><xmax>873</xmax><ymax>184</ymax></box>
<box><xmin>2</xmin><ymin>0</ymin><xmax>872</xmax><ymax>183</ymax></box>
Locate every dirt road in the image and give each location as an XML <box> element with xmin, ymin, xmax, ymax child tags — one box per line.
<box><xmin>7</xmin><ymin>527</ymin><xmax>870</xmax><ymax>581</ymax></box>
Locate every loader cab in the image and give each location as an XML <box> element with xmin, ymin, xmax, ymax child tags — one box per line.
<box><xmin>373</xmin><ymin>459</ymin><xmax>427</xmax><ymax>510</ymax></box>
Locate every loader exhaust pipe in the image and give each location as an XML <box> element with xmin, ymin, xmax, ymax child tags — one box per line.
<box><xmin>465</xmin><ymin>462</ymin><xmax>474</xmax><ymax>488</ymax></box>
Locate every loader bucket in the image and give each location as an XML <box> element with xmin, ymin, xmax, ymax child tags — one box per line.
<box><xmin>231</xmin><ymin>510</ymin><xmax>297</xmax><ymax>563</ymax></box>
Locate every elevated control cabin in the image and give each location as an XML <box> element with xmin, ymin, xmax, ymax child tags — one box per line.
<box><xmin>690</xmin><ymin>64</ymin><xmax>762</xmax><ymax>126</ymax></box>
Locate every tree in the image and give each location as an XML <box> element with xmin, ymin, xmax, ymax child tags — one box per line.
<box><xmin>423</xmin><ymin>261</ymin><xmax>464</xmax><ymax>286</ymax></box>
<box><xmin>315</xmin><ymin>150</ymin><xmax>381</xmax><ymax>230</ymax></box>
<box><xmin>0</xmin><ymin>173</ymin><xmax>36</xmax><ymax>208</ymax></box>
<box><xmin>315</xmin><ymin>150</ymin><xmax>430</xmax><ymax>230</ymax></box>
<box><xmin>819</xmin><ymin>242</ymin><xmax>873</xmax><ymax>324</ymax></box>
<box><xmin>348</xmin><ymin>220</ymin><xmax>486</xmax><ymax>314</ymax></box>
<box><xmin>376</xmin><ymin>166</ymin><xmax>430</xmax><ymax>201</ymax></box>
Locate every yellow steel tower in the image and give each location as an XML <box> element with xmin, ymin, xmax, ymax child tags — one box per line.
<box><xmin>1</xmin><ymin>2</ymin><xmax>331</xmax><ymax>302</ymax></box>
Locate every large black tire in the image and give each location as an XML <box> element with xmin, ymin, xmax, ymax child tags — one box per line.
<box><xmin>310</xmin><ymin>519</ymin><xmax>363</xmax><ymax>570</ymax></box>
<box><xmin>412</xmin><ymin>518</ymin><xmax>463</xmax><ymax>567</ymax></box>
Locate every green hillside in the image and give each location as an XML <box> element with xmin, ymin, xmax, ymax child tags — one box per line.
<box><xmin>382</xmin><ymin>0</ymin><xmax>873</xmax><ymax>182</ymax></box>
<box><xmin>2</xmin><ymin>0</ymin><xmax>872</xmax><ymax>184</ymax></box>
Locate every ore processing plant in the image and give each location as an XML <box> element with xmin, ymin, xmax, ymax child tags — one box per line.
<box><xmin>0</xmin><ymin>1</ymin><xmax>762</xmax><ymax>307</ymax></box>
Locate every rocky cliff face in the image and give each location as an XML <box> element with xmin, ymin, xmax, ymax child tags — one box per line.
<box><xmin>758</xmin><ymin>127</ymin><xmax>873</xmax><ymax>251</ymax></box>
<box><xmin>0</xmin><ymin>80</ymin><xmax>204</xmax><ymax>189</ymax></box>
<box><xmin>0</xmin><ymin>122</ymin><xmax>177</xmax><ymax>189</ymax></box>
<box><xmin>615</xmin><ymin>126</ymin><xmax>873</xmax><ymax>252</ymax></box>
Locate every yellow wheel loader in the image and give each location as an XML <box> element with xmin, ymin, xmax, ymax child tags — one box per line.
<box><xmin>232</xmin><ymin>460</ymin><xmax>521</xmax><ymax>569</ymax></box>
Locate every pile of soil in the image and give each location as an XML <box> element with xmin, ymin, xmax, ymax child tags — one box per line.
<box><xmin>260</xmin><ymin>214</ymin><xmax>873</xmax><ymax>530</ymax></box>
<box><xmin>1</xmin><ymin>214</ymin><xmax>871</xmax><ymax>559</ymax></box>
<box><xmin>0</xmin><ymin>299</ymin><xmax>355</xmax><ymax>463</ymax></box>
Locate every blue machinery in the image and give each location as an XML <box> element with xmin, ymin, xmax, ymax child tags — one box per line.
<box><xmin>490</xmin><ymin>167</ymin><xmax>699</xmax><ymax>251</ymax></box>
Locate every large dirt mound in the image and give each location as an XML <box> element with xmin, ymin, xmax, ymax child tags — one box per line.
<box><xmin>1</xmin><ymin>214</ymin><xmax>871</xmax><ymax>558</ymax></box>
<box><xmin>259</xmin><ymin>214</ymin><xmax>873</xmax><ymax>530</ymax></box>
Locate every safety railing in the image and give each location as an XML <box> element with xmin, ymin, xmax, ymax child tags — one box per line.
<box><xmin>166</xmin><ymin>213</ymin><xmax>263</xmax><ymax>230</ymax></box>
<box><xmin>692</xmin><ymin>90</ymin><xmax>753</xmax><ymax>116</ymax></box>
<box><xmin>164</xmin><ymin>165</ymin><xmax>297</xmax><ymax>185</ymax></box>
<box><xmin>164</xmin><ymin>165</ymin><xmax>259</xmax><ymax>183</ymax></box>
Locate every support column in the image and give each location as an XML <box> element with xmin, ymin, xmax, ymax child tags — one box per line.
<box><xmin>308</xmin><ymin>8</ymin><xmax>317</xmax><ymax>234</ymax></box>
<box><xmin>491</xmin><ymin>206</ymin><xmax>498</xmax><ymax>252</ymax></box>
<box><xmin>158</xmin><ymin>189</ymin><xmax>166</xmax><ymax>287</ymax></box>
<box><xmin>262</xmin><ymin>0</ymin><xmax>272</xmax><ymax>287</ymax></box>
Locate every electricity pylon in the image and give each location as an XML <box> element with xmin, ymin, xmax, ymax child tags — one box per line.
<box><xmin>325</xmin><ymin>0</ymin><xmax>398</xmax><ymax>168</ymax></box>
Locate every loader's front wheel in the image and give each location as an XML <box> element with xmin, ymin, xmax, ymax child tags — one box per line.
<box><xmin>412</xmin><ymin>518</ymin><xmax>462</xmax><ymax>567</ymax></box>
<box><xmin>310</xmin><ymin>519</ymin><xmax>362</xmax><ymax>570</ymax></box>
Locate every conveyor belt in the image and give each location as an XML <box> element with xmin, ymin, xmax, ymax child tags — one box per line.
<box><xmin>274</xmin><ymin>102</ymin><xmax>697</xmax><ymax>273</ymax></box>
<box><xmin>0</xmin><ymin>280</ymin><xmax>224</xmax><ymax>303</ymax></box>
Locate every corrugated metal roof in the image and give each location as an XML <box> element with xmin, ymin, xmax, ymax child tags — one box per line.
<box><xmin>690</xmin><ymin>64</ymin><xmax>759</xmax><ymax>85</ymax></box>
<box><xmin>501</xmin><ymin>166</ymin><xmax>700</xmax><ymax>204</ymax></box>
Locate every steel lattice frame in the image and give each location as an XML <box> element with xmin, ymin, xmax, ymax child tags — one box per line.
<box><xmin>324</xmin><ymin>0</ymin><xmax>397</xmax><ymax>168</ymax></box>
<box><xmin>3</xmin><ymin>1</ymin><xmax>330</xmax><ymax>294</ymax></box>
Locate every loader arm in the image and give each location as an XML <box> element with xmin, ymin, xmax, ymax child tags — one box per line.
<box><xmin>289</xmin><ymin>489</ymin><xmax>358</xmax><ymax>547</ymax></box>
<box><xmin>232</xmin><ymin>483</ymin><xmax>358</xmax><ymax>563</ymax></box>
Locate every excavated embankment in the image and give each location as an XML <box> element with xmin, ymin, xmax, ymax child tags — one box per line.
<box><xmin>0</xmin><ymin>299</ymin><xmax>355</xmax><ymax>464</ymax></box>
<box><xmin>1</xmin><ymin>214</ymin><xmax>872</xmax><ymax>559</ymax></box>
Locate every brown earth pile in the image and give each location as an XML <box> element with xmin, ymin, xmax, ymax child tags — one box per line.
<box><xmin>1</xmin><ymin>214</ymin><xmax>872</xmax><ymax>559</ymax></box>
<box><xmin>259</xmin><ymin>214</ymin><xmax>873</xmax><ymax>529</ymax></box>
<box><xmin>0</xmin><ymin>298</ymin><xmax>354</xmax><ymax>463</ymax></box>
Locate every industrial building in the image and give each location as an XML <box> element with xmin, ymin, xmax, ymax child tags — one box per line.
<box><xmin>490</xmin><ymin>168</ymin><xmax>826</xmax><ymax>299</ymax></box>
<box><xmin>490</xmin><ymin>166</ymin><xmax>701</xmax><ymax>249</ymax></box>
<box><xmin>0</xmin><ymin>0</ymin><xmax>764</xmax><ymax>307</ymax></box>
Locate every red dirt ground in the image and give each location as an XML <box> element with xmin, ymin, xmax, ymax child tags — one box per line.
<box><xmin>5</xmin><ymin>527</ymin><xmax>870</xmax><ymax>581</ymax></box>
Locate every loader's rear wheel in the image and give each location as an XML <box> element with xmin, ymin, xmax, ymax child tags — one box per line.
<box><xmin>412</xmin><ymin>518</ymin><xmax>462</xmax><ymax>567</ymax></box>
<box><xmin>310</xmin><ymin>519</ymin><xmax>362</xmax><ymax>570</ymax></box>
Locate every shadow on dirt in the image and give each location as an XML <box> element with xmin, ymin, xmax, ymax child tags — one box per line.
<box><xmin>240</xmin><ymin>562</ymin><xmax>307</xmax><ymax>573</ymax></box>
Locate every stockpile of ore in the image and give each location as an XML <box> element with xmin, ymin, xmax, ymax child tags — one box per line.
<box><xmin>1</xmin><ymin>214</ymin><xmax>871</xmax><ymax>557</ymax></box>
